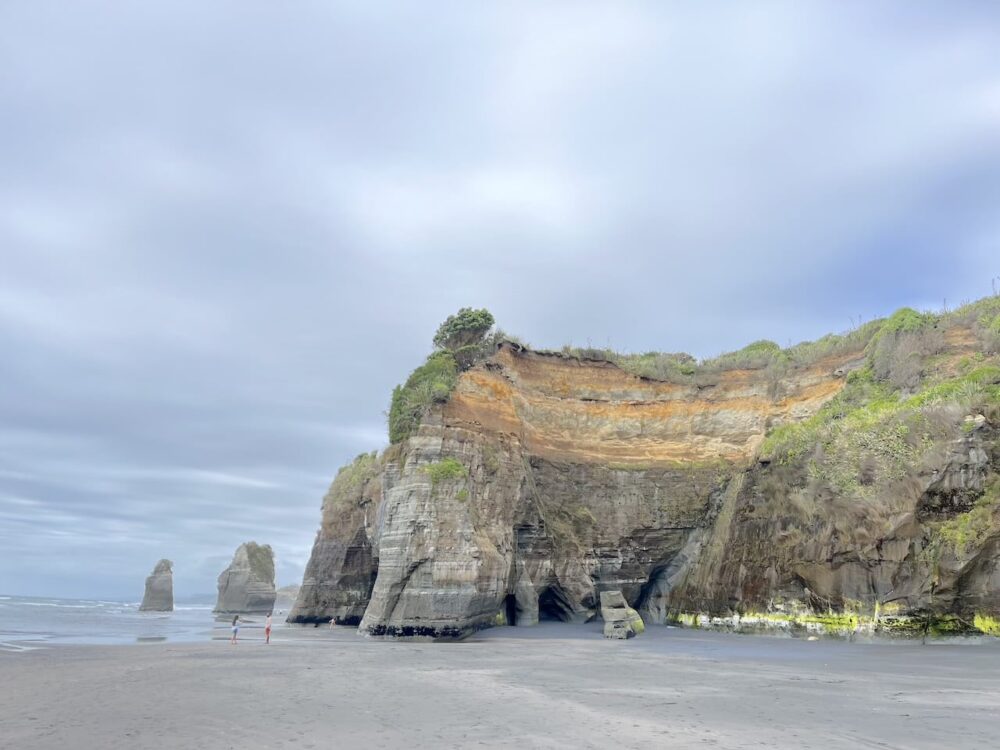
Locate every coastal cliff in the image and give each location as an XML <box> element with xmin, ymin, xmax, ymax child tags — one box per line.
<box><xmin>290</xmin><ymin>300</ymin><xmax>1000</xmax><ymax>638</ymax></box>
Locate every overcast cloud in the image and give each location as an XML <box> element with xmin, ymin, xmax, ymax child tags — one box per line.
<box><xmin>2</xmin><ymin>2</ymin><xmax>999</xmax><ymax>599</ymax></box>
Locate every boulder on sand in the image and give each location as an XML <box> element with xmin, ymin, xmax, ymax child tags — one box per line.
<box><xmin>600</xmin><ymin>590</ymin><xmax>644</xmax><ymax>639</ymax></box>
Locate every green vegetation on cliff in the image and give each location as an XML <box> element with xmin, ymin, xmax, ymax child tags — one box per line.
<box><xmin>760</xmin><ymin>361</ymin><xmax>1000</xmax><ymax>500</ymax></box>
<box><xmin>932</xmin><ymin>477</ymin><xmax>1000</xmax><ymax>556</ymax></box>
<box><xmin>320</xmin><ymin>452</ymin><xmax>381</xmax><ymax>536</ymax></box>
<box><xmin>389</xmin><ymin>297</ymin><xmax>1000</xmax><ymax>447</ymax></box>
<box><xmin>758</xmin><ymin>298</ymin><xmax>1000</xmax><ymax>469</ymax></box>
<box><xmin>329</xmin><ymin>452</ymin><xmax>380</xmax><ymax>503</ymax></box>
<box><xmin>557</xmin><ymin>297</ymin><xmax>1000</xmax><ymax>393</ymax></box>
<box><xmin>763</xmin><ymin>361</ymin><xmax>999</xmax><ymax>455</ymax></box>
<box><xmin>558</xmin><ymin>314</ymin><xmax>882</xmax><ymax>383</ymax></box>
<box><xmin>424</xmin><ymin>457</ymin><xmax>468</xmax><ymax>487</ymax></box>
<box><xmin>388</xmin><ymin>308</ymin><xmax>499</xmax><ymax>444</ymax></box>
<box><xmin>244</xmin><ymin>543</ymin><xmax>275</xmax><ymax>584</ymax></box>
<box><xmin>389</xmin><ymin>352</ymin><xmax>459</xmax><ymax>444</ymax></box>
<box><xmin>974</xmin><ymin>613</ymin><xmax>1000</xmax><ymax>637</ymax></box>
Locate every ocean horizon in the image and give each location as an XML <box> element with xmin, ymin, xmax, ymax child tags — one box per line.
<box><xmin>0</xmin><ymin>594</ymin><xmax>282</xmax><ymax>651</ymax></box>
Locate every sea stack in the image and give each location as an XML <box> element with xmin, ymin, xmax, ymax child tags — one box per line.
<box><xmin>139</xmin><ymin>559</ymin><xmax>174</xmax><ymax>612</ymax></box>
<box><xmin>214</xmin><ymin>542</ymin><xmax>276</xmax><ymax>615</ymax></box>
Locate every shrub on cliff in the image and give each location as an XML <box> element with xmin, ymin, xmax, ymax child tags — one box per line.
<box><xmin>976</xmin><ymin>311</ymin><xmax>1000</xmax><ymax>354</ymax></box>
<box><xmin>878</xmin><ymin>307</ymin><xmax>936</xmax><ymax>336</ymax></box>
<box><xmin>388</xmin><ymin>351</ymin><xmax>458</xmax><ymax>444</ymax></box>
<box><xmin>423</xmin><ymin>457</ymin><xmax>468</xmax><ymax>487</ymax></box>
<box><xmin>868</xmin><ymin>307</ymin><xmax>943</xmax><ymax>391</ymax></box>
<box><xmin>785</xmin><ymin>320</ymin><xmax>884</xmax><ymax>367</ymax></box>
<box><xmin>702</xmin><ymin>339</ymin><xmax>786</xmax><ymax>372</ymax></box>
<box><xmin>614</xmin><ymin>351</ymin><xmax>697</xmax><ymax>381</ymax></box>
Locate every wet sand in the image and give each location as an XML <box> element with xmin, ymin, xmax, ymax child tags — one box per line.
<box><xmin>2</xmin><ymin>624</ymin><xmax>999</xmax><ymax>749</ymax></box>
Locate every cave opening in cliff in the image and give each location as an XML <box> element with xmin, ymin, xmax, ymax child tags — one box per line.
<box><xmin>537</xmin><ymin>585</ymin><xmax>574</xmax><ymax>622</ymax></box>
<box><xmin>504</xmin><ymin>594</ymin><xmax>518</xmax><ymax>625</ymax></box>
<box><xmin>635</xmin><ymin>564</ymin><xmax>668</xmax><ymax>615</ymax></box>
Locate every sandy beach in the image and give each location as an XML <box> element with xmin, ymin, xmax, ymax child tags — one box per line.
<box><xmin>2</xmin><ymin>624</ymin><xmax>999</xmax><ymax>749</ymax></box>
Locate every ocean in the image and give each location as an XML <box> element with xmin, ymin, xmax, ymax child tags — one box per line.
<box><xmin>0</xmin><ymin>595</ymin><xmax>273</xmax><ymax>650</ymax></box>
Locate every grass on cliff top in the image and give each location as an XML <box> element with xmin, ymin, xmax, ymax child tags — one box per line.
<box><xmin>388</xmin><ymin>351</ymin><xmax>458</xmax><ymax>444</ymax></box>
<box><xmin>321</xmin><ymin>452</ymin><xmax>381</xmax><ymax>534</ymax></box>
<box><xmin>330</xmin><ymin>452</ymin><xmax>379</xmax><ymax>498</ymax></box>
<box><xmin>554</xmin><ymin>296</ymin><xmax>1000</xmax><ymax>386</ymax></box>
<box><xmin>557</xmin><ymin>306</ymin><xmax>931</xmax><ymax>384</ymax></box>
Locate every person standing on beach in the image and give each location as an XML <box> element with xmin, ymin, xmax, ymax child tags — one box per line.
<box><xmin>264</xmin><ymin>611</ymin><xmax>272</xmax><ymax>644</ymax></box>
<box><xmin>231</xmin><ymin>615</ymin><xmax>240</xmax><ymax>645</ymax></box>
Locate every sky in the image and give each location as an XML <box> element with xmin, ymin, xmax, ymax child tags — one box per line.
<box><xmin>2</xmin><ymin>2</ymin><xmax>999</xmax><ymax>599</ymax></box>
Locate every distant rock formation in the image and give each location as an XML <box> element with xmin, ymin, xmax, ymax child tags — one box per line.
<box><xmin>139</xmin><ymin>559</ymin><xmax>174</xmax><ymax>612</ymax></box>
<box><xmin>274</xmin><ymin>584</ymin><xmax>300</xmax><ymax>612</ymax></box>
<box><xmin>214</xmin><ymin>542</ymin><xmax>276</xmax><ymax>615</ymax></box>
<box><xmin>600</xmin><ymin>590</ymin><xmax>644</xmax><ymax>639</ymax></box>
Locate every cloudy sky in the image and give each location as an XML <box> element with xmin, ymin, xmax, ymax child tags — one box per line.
<box><xmin>2</xmin><ymin>2</ymin><xmax>999</xmax><ymax>599</ymax></box>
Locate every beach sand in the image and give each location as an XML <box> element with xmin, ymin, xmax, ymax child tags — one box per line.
<box><xmin>2</xmin><ymin>624</ymin><xmax>998</xmax><ymax>749</ymax></box>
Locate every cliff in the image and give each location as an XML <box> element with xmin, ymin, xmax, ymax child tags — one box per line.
<box><xmin>139</xmin><ymin>559</ymin><xmax>173</xmax><ymax>612</ymax></box>
<box><xmin>214</xmin><ymin>542</ymin><xmax>277</xmax><ymax>615</ymax></box>
<box><xmin>290</xmin><ymin>299</ymin><xmax>1000</xmax><ymax>639</ymax></box>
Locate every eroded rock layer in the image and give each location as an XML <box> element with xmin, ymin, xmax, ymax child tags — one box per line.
<box><xmin>292</xmin><ymin>318</ymin><xmax>1000</xmax><ymax>638</ymax></box>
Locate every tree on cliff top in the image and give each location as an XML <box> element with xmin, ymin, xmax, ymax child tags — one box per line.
<box><xmin>433</xmin><ymin>307</ymin><xmax>495</xmax><ymax>350</ymax></box>
<box><xmin>433</xmin><ymin>307</ymin><xmax>495</xmax><ymax>367</ymax></box>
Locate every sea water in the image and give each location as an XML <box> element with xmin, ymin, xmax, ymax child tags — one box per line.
<box><xmin>0</xmin><ymin>595</ymin><xmax>259</xmax><ymax>649</ymax></box>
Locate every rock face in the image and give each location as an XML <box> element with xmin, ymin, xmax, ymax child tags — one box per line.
<box><xmin>600</xmin><ymin>590</ymin><xmax>645</xmax><ymax>639</ymax></box>
<box><xmin>288</xmin><ymin>454</ymin><xmax>381</xmax><ymax>625</ymax></box>
<box><xmin>292</xmin><ymin>312</ymin><xmax>1000</xmax><ymax>639</ymax></box>
<box><xmin>214</xmin><ymin>542</ymin><xmax>276</xmax><ymax>615</ymax></box>
<box><xmin>139</xmin><ymin>559</ymin><xmax>173</xmax><ymax>612</ymax></box>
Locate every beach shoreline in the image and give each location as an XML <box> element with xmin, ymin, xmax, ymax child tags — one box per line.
<box><xmin>3</xmin><ymin>624</ymin><xmax>999</xmax><ymax>749</ymax></box>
